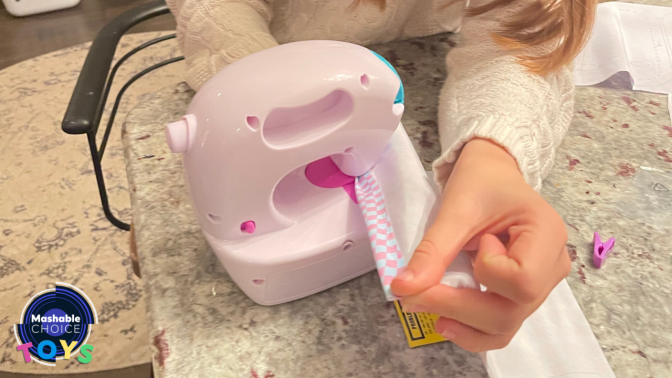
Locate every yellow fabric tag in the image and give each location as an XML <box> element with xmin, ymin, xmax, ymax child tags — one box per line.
<box><xmin>394</xmin><ymin>300</ymin><xmax>449</xmax><ymax>348</ymax></box>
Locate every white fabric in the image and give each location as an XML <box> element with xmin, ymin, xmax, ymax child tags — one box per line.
<box><xmin>372</xmin><ymin>126</ymin><xmax>478</xmax><ymax>289</ymax></box>
<box><xmin>483</xmin><ymin>279</ymin><xmax>616</xmax><ymax>378</ymax></box>
<box><xmin>166</xmin><ymin>0</ymin><xmax>574</xmax><ymax>193</ymax></box>
<box><xmin>374</xmin><ymin>126</ymin><xmax>615</xmax><ymax>378</ymax></box>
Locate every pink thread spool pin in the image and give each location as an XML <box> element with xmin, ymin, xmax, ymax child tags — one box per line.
<box><xmin>593</xmin><ymin>232</ymin><xmax>615</xmax><ymax>269</ymax></box>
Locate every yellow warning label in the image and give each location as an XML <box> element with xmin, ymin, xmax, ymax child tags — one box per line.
<box><xmin>394</xmin><ymin>300</ymin><xmax>449</xmax><ymax>348</ymax></box>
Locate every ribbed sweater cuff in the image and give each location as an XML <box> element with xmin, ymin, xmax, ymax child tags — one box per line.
<box><xmin>432</xmin><ymin>115</ymin><xmax>543</xmax><ymax>192</ymax></box>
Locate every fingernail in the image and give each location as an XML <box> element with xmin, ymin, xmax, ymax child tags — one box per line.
<box><xmin>402</xmin><ymin>303</ymin><xmax>427</xmax><ymax>313</ymax></box>
<box><xmin>396</xmin><ymin>269</ymin><xmax>414</xmax><ymax>282</ymax></box>
<box><xmin>435</xmin><ymin>321</ymin><xmax>456</xmax><ymax>339</ymax></box>
<box><xmin>441</xmin><ymin>330</ymin><xmax>456</xmax><ymax>340</ymax></box>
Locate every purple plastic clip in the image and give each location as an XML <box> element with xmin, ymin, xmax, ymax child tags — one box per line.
<box><xmin>593</xmin><ymin>232</ymin><xmax>615</xmax><ymax>269</ymax></box>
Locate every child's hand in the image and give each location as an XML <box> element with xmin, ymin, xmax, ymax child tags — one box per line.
<box><xmin>391</xmin><ymin>138</ymin><xmax>571</xmax><ymax>352</ymax></box>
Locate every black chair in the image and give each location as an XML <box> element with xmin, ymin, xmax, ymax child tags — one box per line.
<box><xmin>61</xmin><ymin>0</ymin><xmax>183</xmax><ymax>231</ymax></box>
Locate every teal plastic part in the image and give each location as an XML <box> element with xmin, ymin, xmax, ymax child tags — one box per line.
<box><xmin>370</xmin><ymin>50</ymin><xmax>404</xmax><ymax>105</ymax></box>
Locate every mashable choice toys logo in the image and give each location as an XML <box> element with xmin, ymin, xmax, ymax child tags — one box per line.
<box><xmin>14</xmin><ymin>282</ymin><xmax>98</xmax><ymax>366</ymax></box>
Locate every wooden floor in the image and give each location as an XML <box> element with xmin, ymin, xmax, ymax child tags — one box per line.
<box><xmin>0</xmin><ymin>0</ymin><xmax>176</xmax><ymax>69</ymax></box>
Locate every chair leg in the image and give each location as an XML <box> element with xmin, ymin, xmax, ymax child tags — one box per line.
<box><xmin>129</xmin><ymin>223</ymin><xmax>141</xmax><ymax>278</ymax></box>
<box><xmin>87</xmin><ymin>132</ymin><xmax>131</xmax><ymax>231</ymax></box>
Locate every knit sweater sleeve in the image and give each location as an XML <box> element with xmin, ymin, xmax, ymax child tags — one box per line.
<box><xmin>432</xmin><ymin>0</ymin><xmax>575</xmax><ymax>192</ymax></box>
<box><xmin>166</xmin><ymin>0</ymin><xmax>279</xmax><ymax>90</ymax></box>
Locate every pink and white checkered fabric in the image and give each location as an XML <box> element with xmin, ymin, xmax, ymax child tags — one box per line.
<box><xmin>355</xmin><ymin>171</ymin><xmax>406</xmax><ymax>301</ymax></box>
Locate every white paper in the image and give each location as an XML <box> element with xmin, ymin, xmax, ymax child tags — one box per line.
<box><xmin>372</xmin><ymin>126</ymin><xmax>615</xmax><ymax>377</ymax></box>
<box><xmin>573</xmin><ymin>2</ymin><xmax>672</xmax><ymax>112</ymax></box>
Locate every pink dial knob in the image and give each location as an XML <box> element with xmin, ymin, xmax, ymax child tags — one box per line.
<box><xmin>166</xmin><ymin>114</ymin><xmax>197</xmax><ymax>153</ymax></box>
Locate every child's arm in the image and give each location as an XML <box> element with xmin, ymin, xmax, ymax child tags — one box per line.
<box><xmin>166</xmin><ymin>0</ymin><xmax>278</xmax><ymax>90</ymax></box>
<box><xmin>391</xmin><ymin>0</ymin><xmax>576</xmax><ymax>352</ymax></box>
<box><xmin>433</xmin><ymin>0</ymin><xmax>574</xmax><ymax>192</ymax></box>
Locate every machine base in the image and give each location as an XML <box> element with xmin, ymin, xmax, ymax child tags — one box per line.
<box><xmin>207</xmin><ymin>233</ymin><xmax>375</xmax><ymax>305</ymax></box>
<box><xmin>205</xmin><ymin>178</ymin><xmax>375</xmax><ymax>305</ymax></box>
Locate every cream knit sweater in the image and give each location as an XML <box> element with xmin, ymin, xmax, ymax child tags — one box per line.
<box><xmin>166</xmin><ymin>0</ymin><xmax>574</xmax><ymax>191</ymax></box>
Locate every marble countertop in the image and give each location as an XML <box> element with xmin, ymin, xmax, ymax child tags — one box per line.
<box><xmin>122</xmin><ymin>33</ymin><xmax>672</xmax><ymax>377</ymax></box>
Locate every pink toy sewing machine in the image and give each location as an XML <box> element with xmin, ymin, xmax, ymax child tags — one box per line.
<box><xmin>166</xmin><ymin>40</ymin><xmax>406</xmax><ymax>305</ymax></box>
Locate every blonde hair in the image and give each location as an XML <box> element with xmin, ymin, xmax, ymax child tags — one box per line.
<box><xmin>352</xmin><ymin>0</ymin><xmax>597</xmax><ymax>75</ymax></box>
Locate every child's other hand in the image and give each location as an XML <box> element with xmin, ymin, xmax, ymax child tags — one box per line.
<box><xmin>390</xmin><ymin>138</ymin><xmax>571</xmax><ymax>353</ymax></box>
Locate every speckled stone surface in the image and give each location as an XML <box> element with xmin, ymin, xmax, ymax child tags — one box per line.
<box><xmin>123</xmin><ymin>33</ymin><xmax>672</xmax><ymax>377</ymax></box>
